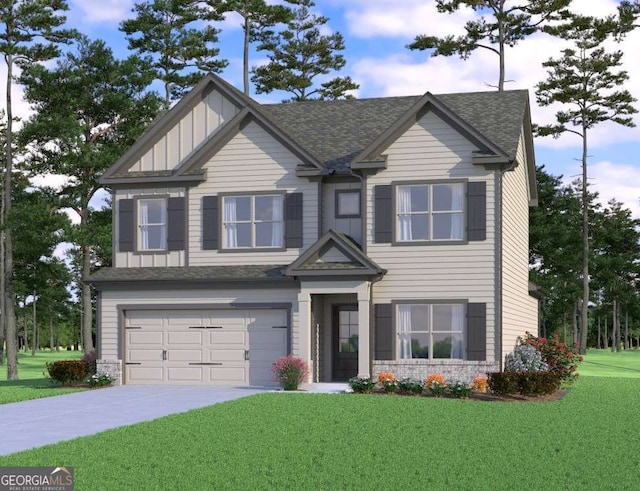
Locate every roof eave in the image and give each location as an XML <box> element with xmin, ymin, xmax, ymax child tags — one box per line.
<box><xmin>100</xmin><ymin>172</ymin><xmax>206</xmax><ymax>188</ymax></box>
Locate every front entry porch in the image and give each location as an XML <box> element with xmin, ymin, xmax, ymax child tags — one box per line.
<box><xmin>297</xmin><ymin>281</ymin><xmax>371</xmax><ymax>383</ymax></box>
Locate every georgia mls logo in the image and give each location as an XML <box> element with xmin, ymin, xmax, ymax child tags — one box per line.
<box><xmin>0</xmin><ymin>466</ymin><xmax>74</xmax><ymax>491</ymax></box>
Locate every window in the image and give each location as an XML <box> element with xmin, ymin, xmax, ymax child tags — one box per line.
<box><xmin>396</xmin><ymin>183</ymin><xmax>464</xmax><ymax>242</ymax></box>
<box><xmin>222</xmin><ymin>194</ymin><xmax>284</xmax><ymax>249</ymax></box>
<box><xmin>398</xmin><ymin>303</ymin><xmax>464</xmax><ymax>359</ymax></box>
<box><xmin>138</xmin><ymin>198</ymin><xmax>166</xmax><ymax>251</ymax></box>
<box><xmin>336</xmin><ymin>190</ymin><xmax>361</xmax><ymax>218</ymax></box>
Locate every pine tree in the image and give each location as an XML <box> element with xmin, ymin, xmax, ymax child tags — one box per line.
<box><xmin>535</xmin><ymin>3</ymin><xmax>639</xmax><ymax>353</ymax></box>
<box><xmin>251</xmin><ymin>0</ymin><xmax>358</xmax><ymax>102</ymax></box>
<box><xmin>408</xmin><ymin>0</ymin><xmax>571</xmax><ymax>90</ymax></box>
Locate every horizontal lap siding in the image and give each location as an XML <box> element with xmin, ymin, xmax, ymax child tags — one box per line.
<box><xmin>99</xmin><ymin>289</ymin><xmax>299</xmax><ymax>360</ymax></box>
<box><xmin>501</xmin><ymin>134</ymin><xmax>537</xmax><ymax>360</ymax></box>
<box><xmin>114</xmin><ymin>188</ymin><xmax>186</xmax><ymax>268</ymax></box>
<box><xmin>130</xmin><ymin>90</ymin><xmax>239</xmax><ymax>173</ymax></box>
<box><xmin>188</xmin><ymin>121</ymin><xmax>318</xmax><ymax>265</ymax></box>
<box><xmin>322</xmin><ymin>182</ymin><xmax>363</xmax><ymax>243</ymax></box>
<box><xmin>366</xmin><ymin>111</ymin><xmax>497</xmax><ymax>361</ymax></box>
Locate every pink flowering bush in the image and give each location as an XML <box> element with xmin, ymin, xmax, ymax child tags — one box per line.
<box><xmin>272</xmin><ymin>355</ymin><xmax>309</xmax><ymax>390</ymax></box>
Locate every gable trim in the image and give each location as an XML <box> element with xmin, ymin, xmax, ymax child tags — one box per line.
<box><xmin>101</xmin><ymin>74</ymin><xmax>248</xmax><ymax>183</ymax></box>
<box><xmin>352</xmin><ymin>92</ymin><xmax>509</xmax><ymax>167</ymax></box>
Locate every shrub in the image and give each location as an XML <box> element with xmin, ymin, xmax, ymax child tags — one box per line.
<box><xmin>425</xmin><ymin>374</ymin><xmax>445</xmax><ymax>386</ymax></box>
<box><xmin>82</xmin><ymin>350</ymin><xmax>97</xmax><ymax>376</ymax></box>
<box><xmin>521</xmin><ymin>332</ymin><xmax>583</xmax><ymax>383</ymax></box>
<box><xmin>487</xmin><ymin>372</ymin><xmax>520</xmax><ymax>395</ymax></box>
<box><xmin>425</xmin><ymin>374</ymin><xmax>447</xmax><ymax>397</ymax></box>
<box><xmin>449</xmin><ymin>381</ymin><xmax>472</xmax><ymax>398</ymax></box>
<box><xmin>471</xmin><ymin>376</ymin><xmax>489</xmax><ymax>393</ymax></box>
<box><xmin>87</xmin><ymin>373</ymin><xmax>114</xmax><ymax>388</ymax></box>
<box><xmin>518</xmin><ymin>371</ymin><xmax>562</xmax><ymax>396</ymax></box>
<box><xmin>397</xmin><ymin>378</ymin><xmax>424</xmax><ymax>395</ymax></box>
<box><xmin>348</xmin><ymin>376</ymin><xmax>376</xmax><ymax>393</ymax></box>
<box><xmin>272</xmin><ymin>355</ymin><xmax>309</xmax><ymax>390</ymax></box>
<box><xmin>46</xmin><ymin>360</ymin><xmax>88</xmax><ymax>384</ymax></box>
<box><xmin>378</xmin><ymin>372</ymin><xmax>397</xmax><ymax>393</ymax></box>
<box><xmin>505</xmin><ymin>344</ymin><xmax>548</xmax><ymax>372</ymax></box>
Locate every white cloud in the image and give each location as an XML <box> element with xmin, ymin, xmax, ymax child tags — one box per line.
<box><xmin>70</xmin><ymin>0</ymin><xmax>134</xmax><ymax>23</ymax></box>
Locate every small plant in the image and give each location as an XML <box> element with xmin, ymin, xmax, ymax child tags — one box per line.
<box><xmin>518</xmin><ymin>371</ymin><xmax>562</xmax><ymax>396</ymax></box>
<box><xmin>426</xmin><ymin>374</ymin><xmax>447</xmax><ymax>397</ymax></box>
<box><xmin>82</xmin><ymin>350</ymin><xmax>97</xmax><ymax>376</ymax></box>
<box><xmin>46</xmin><ymin>360</ymin><xmax>88</xmax><ymax>385</ymax></box>
<box><xmin>449</xmin><ymin>381</ymin><xmax>472</xmax><ymax>399</ymax></box>
<box><xmin>397</xmin><ymin>378</ymin><xmax>424</xmax><ymax>395</ymax></box>
<box><xmin>87</xmin><ymin>373</ymin><xmax>114</xmax><ymax>388</ymax></box>
<box><xmin>471</xmin><ymin>376</ymin><xmax>489</xmax><ymax>393</ymax></box>
<box><xmin>488</xmin><ymin>372</ymin><xmax>520</xmax><ymax>395</ymax></box>
<box><xmin>272</xmin><ymin>355</ymin><xmax>309</xmax><ymax>390</ymax></box>
<box><xmin>505</xmin><ymin>344</ymin><xmax>548</xmax><ymax>373</ymax></box>
<box><xmin>348</xmin><ymin>376</ymin><xmax>376</xmax><ymax>393</ymax></box>
<box><xmin>378</xmin><ymin>372</ymin><xmax>397</xmax><ymax>393</ymax></box>
<box><xmin>521</xmin><ymin>332</ymin><xmax>583</xmax><ymax>383</ymax></box>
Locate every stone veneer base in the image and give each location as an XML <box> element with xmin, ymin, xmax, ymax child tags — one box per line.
<box><xmin>96</xmin><ymin>359</ymin><xmax>123</xmax><ymax>385</ymax></box>
<box><xmin>372</xmin><ymin>360</ymin><xmax>499</xmax><ymax>384</ymax></box>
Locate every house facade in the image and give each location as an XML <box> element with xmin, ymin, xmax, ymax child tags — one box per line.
<box><xmin>90</xmin><ymin>73</ymin><xmax>539</xmax><ymax>386</ymax></box>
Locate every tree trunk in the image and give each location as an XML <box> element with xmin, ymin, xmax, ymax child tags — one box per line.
<box><xmin>604</xmin><ymin>315</ymin><xmax>608</xmax><ymax>349</ymax></box>
<box><xmin>55</xmin><ymin>320</ymin><xmax>60</xmax><ymax>352</ymax></box>
<box><xmin>243</xmin><ymin>15</ymin><xmax>250</xmax><ymax>95</ymax></box>
<box><xmin>497</xmin><ymin>3</ymin><xmax>505</xmax><ymax>91</ymax></box>
<box><xmin>579</xmin><ymin>127</ymin><xmax>589</xmax><ymax>355</ymax></box>
<box><xmin>4</xmin><ymin>54</ymin><xmax>18</xmax><ymax>379</ymax></box>
<box><xmin>624</xmin><ymin>311</ymin><xmax>629</xmax><ymax>350</ymax></box>
<box><xmin>49</xmin><ymin>315</ymin><xmax>54</xmax><ymax>351</ymax></box>
<box><xmin>80</xmin><ymin>208</ymin><xmax>94</xmax><ymax>354</ymax></box>
<box><xmin>572</xmin><ymin>301</ymin><xmax>578</xmax><ymax>346</ymax></box>
<box><xmin>611</xmin><ymin>299</ymin><xmax>618</xmax><ymax>352</ymax></box>
<box><xmin>562</xmin><ymin>311</ymin><xmax>567</xmax><ymax>345</ymax></box>
<box><xmin>597</xmin><ymin>317</ymin><xmax>601</xmax><ymax>349</ymax></box>
<box><xmin>31</xmin><ymin>291</ymin><xmax>37</xmax><ymax>356</ymax></box>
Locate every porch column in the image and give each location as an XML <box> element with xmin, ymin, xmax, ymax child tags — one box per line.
<box><xmin>297</xmin><ymin>292</ymin><xmax>313</xmax><ymax>382</ymax></box>
<box><xmin>357</xmin><ymin>286</ymin><xmax>371</xmax><ymax>378</ymax></box>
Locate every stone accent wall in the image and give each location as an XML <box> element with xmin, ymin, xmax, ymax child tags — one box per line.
<box><xmin>372</xmin><ymin>360</ymin><xmax>499</xmax><ymax>384</ymax></box>
<box><xmin>97</xmin><ymin>359</ymin><xmax>123</xmax><ymax>385</ymax></box>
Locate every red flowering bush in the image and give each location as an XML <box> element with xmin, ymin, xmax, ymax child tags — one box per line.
<box><xmin>272</xmin><ymin>355</ymin><xmax>309</xmax><ymax>390</ymax></box>
<box><xmin>520</xmin><ymin>332</ymin><xmax>583</xmax><ymax>383</ymax></box>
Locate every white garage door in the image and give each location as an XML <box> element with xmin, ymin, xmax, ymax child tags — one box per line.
<box><xmin>124</xmin><ymin>309</ymin><xmax>288</xmax><ymax>386</ymax></box>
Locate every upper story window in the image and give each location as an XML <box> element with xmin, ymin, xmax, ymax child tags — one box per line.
<box><xmin>138</xmin><ymin>198</ymin><xmax>167</xmax><ymax>251</ymax></box>
<box><xmin>398</xmin><ymin>303</ymin><xmax>465</xmax><ymax>360</ymax></box>
<box><xmin>396</xmin><ymin>182</ymin><xmax>464</xmax><ymax>242</ymax></box>
<box><xmin>222</xmin><ymin>194</ymin><xmax>284</xmax><ymax>249</ymax></box>
<box><xmin>336</xmin><ymin>189</ymin><xmax>361</xmax><ymax>218</ymax></box>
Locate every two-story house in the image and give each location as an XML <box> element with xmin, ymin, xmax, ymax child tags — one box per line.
<box><xmin>89</xmin><ymin>73</ymin><xmax>539</xmax><ymax>386</ymax></box>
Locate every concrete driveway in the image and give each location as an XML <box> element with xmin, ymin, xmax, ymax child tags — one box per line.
<box><xmin>0</xmin><ymin>385</ymin><xmax>266</xmax><ymax>456</ymax></box>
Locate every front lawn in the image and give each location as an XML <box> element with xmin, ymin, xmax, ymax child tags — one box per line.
<box><xmin>1</xmin><ymin>376</ymin><xmax>639</xmax><ymax>490</ymax></box>
<box><xmin>579</xmin><ymin>348</ymin><xmax>640</xmax><ymax>378</ymax></box>
<box><xmin>0</xmin><ymin>350</ymin><xmax>85</xmax><ymax>405</ymax></box>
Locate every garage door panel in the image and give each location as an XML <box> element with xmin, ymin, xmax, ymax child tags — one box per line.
<box><xmin>128</xmin><ymin>366</ymin><xmax>164</xmax><ymax>383</ymax></box>
<box><xmin>209</xmin><ymin>348</ymin><xmax>244</xmax><ymax>362</ymax></box>
<box><xmin>168</xmin><ymin>331</ymin><xmax>202</xmax><ymax>345</ymax></box>
<box><xmin>250</xmin><ymin>330</ymin><xmax>287</xmax><ymax>348</ymax></box>
<box><xmin>247</xmin><ymin>311</ymin><xmax>287</xmax><ymax>328</ymax></box>
<box><xmin>209</xmin><ymin>366</ymin><xmax>247</xmax><ymax>383</ymax></box>
<box><xmin>128</xmin><ymin>349</ymin><xmax>163</xmax><ymax>362</ymax></box>
<box><xmin>250</xmin><ymin>349</ymin><xmax>286</xmax><ymax>364</ymax></box>
<box><xmin>128</xmin><ymin>331</ymin><xmax>163</xmax><ymax>345</ymax></box>
<box><xmin>167</xmin><ymin>367</ymin><xmax>204</xmax><ymax>382</ymax></box>
<box><xmin>209</xmin><ymin>331</ymin><xmax>246</xmax><ymax>344</ymax></box>
<box><xmin>169</xmin><ymin>349</ymin><xmax>202</xmax><ymax>362</ymax></box>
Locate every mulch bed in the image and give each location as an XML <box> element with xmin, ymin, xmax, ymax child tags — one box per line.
<box><xmin>354</xmin><ymin>389</ymin><xmax>568</xmax><ymax>402</ymax></box>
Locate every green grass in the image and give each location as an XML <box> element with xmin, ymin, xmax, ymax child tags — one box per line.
<box><xmin>578</xmin><ymin>348</ymin><xmax>640</xmax><ymax>378</ymax></box>
<box><xmin>0</xmin><ymin>350</ymin><xmax>85</xmax><ymax>405</ymax></box>
<box><xmin>1</xmin><ymin>376</ymin><xmax>639</xmax><ymax>490</ymax></box>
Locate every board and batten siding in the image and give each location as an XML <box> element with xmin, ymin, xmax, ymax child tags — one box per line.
<box><xmin>366</xmin><ymin>110</ymin><xmax>497</xmax><ymax>362</ymax></box>
<box><xmin>501</xmin><ymin>132</ymin><xmax>538</xmax><ymax>361</ymax></box>
<box><xmin>114</xmin><ymin>188</ymin><xmax>186</xmax><ymax>268</ymax></box>
<box><xmin>188</xmin><ymin>120</ymin><xmax>318</xmax><ymax>265</ymax></box>
<box><xmin>130</xmin><ymin>89</ymin><xmax>239</xmax><ymax>173</ymax></box>
<box><xmin>99</xmin><ymin>288</ymin><xmax>299</xmax><ymax>361</ymax></box>
<box><xmin>322</xmin><ymin>181</ymin><xmax>363</xmax><ymax>243</ymax></box>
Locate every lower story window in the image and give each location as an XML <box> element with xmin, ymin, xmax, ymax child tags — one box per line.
<box><xmin>398</xmin><ymin>303</ymin><xmax>464</xmax><ymax>359</ymax></box>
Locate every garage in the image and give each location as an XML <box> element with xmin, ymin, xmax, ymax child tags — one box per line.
<box><xmin>124</xmin><ymin>308</ymin><xmax>288</xmax><ymax>386</ymax></box>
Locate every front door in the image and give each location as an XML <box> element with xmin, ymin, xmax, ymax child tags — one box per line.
<box><xmin>332</xmin><ymin>305</ymin><xmax>358</xmax><ymax>381</ymax></box>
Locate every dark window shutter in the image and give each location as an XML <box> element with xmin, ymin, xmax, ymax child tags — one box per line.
<box><xmin>374</xmin><ymin>185</ymin><xmax>392</xmax><ymax>243</ymax></box>
<box><xmin>118</xmin><ymin>199</ymin><xmax>135</xmax><ymax>252</ymax></box>
<box><xmin>374</xmin><ymin>303</ymin><xmax>394</xmax><ymax>360</ymax></box>
<box><xmin>202</xmin><ymin>196</ymin><xmax>219</xmax><ymax>250</ymax></box>
<box><xmin>467</xmin><ymin>302</ymin><xmax>486</xmax><ymax>361</ymax></box>
<box><xmin>467</xmin><ymin>181</ymin><xmax>486</xmax><ymax>241</ymax></box>
<box><xmin>167</xmin><ymin>197</ymin><xmax>186</xmax><ymax>251</ymax></box>
<box><xmin>285</xmin><ymin>192</ymin><xmax>303</xmax><ymax>248</ymax></box>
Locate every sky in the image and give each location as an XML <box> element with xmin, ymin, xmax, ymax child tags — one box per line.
<box><xmin>3</xmin><ymin>0</ymin><xmax>640</xmax><ymax>220</ymax></box>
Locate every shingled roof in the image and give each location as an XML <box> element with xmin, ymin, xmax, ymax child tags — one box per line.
<box><xmin>263</xmin><ymin>90</ymin><xmax>530</xmax><ymax>173</ymax></box>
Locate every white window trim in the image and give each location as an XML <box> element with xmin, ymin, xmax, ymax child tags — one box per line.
<box><xmin>397</xmin><ymin>302</ymin><xmax>465</xmax><ymax>360</ymax></box>
<box><xmin>222</xmin><ymin>194</ymin><xmax>284</xmax><ymax>250</ymax></box>
<box><xmin>137</xmin><ymin>197</ymin><xmax>167</xmax><ymax>251</ymax></box>
<box><xmin>395</xmin><ymin>182</ymin><xmax>464</xmax><ymax>242</ymax></box>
